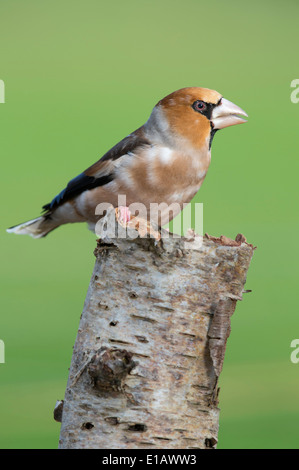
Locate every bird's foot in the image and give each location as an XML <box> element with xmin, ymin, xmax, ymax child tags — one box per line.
<box><xmin>115</xmin><ymin>207</ymin><xmax>161</xmax><ymax>241</ymax></box>
<box><xmin>129</xmin><ymin>217</ymin><xmax>161</xmax><ymax>241</ymax></box>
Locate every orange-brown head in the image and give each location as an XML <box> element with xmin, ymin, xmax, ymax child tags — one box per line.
<box><xmin>148</xmin><ymin>87</ymin><xmax>247</xmax><ymax>151</ymax></box>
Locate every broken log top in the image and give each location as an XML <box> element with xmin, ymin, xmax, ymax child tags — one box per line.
<box><xmin>59</xmin><ymin>210</ymin><xmax>254</xmax><ymax>449</ymax></box>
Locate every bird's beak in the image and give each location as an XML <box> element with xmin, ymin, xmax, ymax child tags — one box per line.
<box><xmin>211</xmin><ymin>98</ymin><xmax>248</xmax><ymax>130</ymax></box>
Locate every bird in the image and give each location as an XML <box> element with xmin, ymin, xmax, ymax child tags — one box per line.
<box><xmin>7</xmin><ymin>87</ymin><xmax>247</xmax><ymax>238</ymax></box>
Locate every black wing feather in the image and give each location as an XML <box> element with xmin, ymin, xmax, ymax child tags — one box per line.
<box><xmin>42</xmin><ymin>173</ymin><xmax>113</xmax><ymax>211</ymax></box>
<box><xmin>42</xmin><ymin>129</ymin><xmax>150</xmax><ymax>213</ymax></box>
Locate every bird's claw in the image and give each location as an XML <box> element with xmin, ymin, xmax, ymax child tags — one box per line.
<box><xmin>115</xmin><ymin>207</ymin><xmax>161</xmax><ymax>241</ymax></box>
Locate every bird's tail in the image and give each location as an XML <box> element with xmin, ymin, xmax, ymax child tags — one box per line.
<box><xmin>6</xmin><ymin>216</ymin><xmax>59</xmax><ymax>238</ymax></box>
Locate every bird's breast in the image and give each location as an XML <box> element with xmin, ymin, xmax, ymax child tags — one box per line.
<box><xmin>75</xmin><ymin>145</ymin><xmax>211</xmax><ymax>224</ymax></box>
<box><xmin>116</xmin><ymin>145</ymin><xmax>211</xmax><ymax>206</ymax></box>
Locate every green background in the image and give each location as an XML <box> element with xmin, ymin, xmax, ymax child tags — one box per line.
<box><xmin>1</xmin><ymin>0</ymin><xmax>298</xmax><ymax>449</ymax></box>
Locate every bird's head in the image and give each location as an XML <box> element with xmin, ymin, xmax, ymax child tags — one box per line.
<box><xmin>147</xmin><ymin>87</ymin><xmax>248</xmax><ymax>150</ymax></box>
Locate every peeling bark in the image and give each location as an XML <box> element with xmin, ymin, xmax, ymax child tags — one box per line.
<box><xmin>54</xmin><ymin>400</ymin><xmax>64</xmax><ymax>423</ymax></box>
<box><xmin>58</xmin><ymin>210</ymin><xmax>254</xmax><ymax>449</ymax></box>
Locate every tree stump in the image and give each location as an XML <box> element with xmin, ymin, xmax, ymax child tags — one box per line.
<box><xmin>58</xmin><ymin>210</ymin><xmax>254</xmax><ymax>449</ymax></box>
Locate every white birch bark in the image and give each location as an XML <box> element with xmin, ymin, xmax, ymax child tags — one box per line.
<box><xmin>58</xmin><ymin>210</ymin><xmax>254</xmax><ymax>449</ymax></box>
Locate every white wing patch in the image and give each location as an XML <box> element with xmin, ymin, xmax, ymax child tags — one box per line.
<box><xmin>159</xmin><ymin>147</ymin><xmax>173</xmax><ymax>164</ymax></box>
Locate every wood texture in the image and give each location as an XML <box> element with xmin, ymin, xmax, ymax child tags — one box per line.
<box><xmin>58</xmin><ymin>210</ymin><xmax>254</xmax><ymax>449</ymax></box>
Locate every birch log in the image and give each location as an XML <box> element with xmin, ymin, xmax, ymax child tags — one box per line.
<box><xmin>58</xmin><ymin>210</ymin><xmax>254</xmax><ymax>449</ymax></box>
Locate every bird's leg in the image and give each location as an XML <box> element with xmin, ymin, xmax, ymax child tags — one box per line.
<box><xmin>116</xmin><ymin>206</ymin><xmax>132</xmax><ymax>225</ymax></box>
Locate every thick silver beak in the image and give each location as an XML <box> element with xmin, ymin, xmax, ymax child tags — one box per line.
<box><xmin>211</xmin><ymin>98</ymin><xmax>248</xmax><ymax>130</ymax></box>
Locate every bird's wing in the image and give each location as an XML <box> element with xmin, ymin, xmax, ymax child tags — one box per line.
<box><xmin>42</xmin><ymin>128</ymin><xmax>150</xmax><ymax>212</ymax></box>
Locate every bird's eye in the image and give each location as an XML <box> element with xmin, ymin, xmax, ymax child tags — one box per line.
<box><xmin>192</xmin><ymin>100</ymin><xmax>207</xmax><ymax>113</ymax></box>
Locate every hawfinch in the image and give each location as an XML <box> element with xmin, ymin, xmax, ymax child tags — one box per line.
<box><xmin>7</xmin><ymin>87</ymin><xmax>247</xmax><ymax>238</ymax></box>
